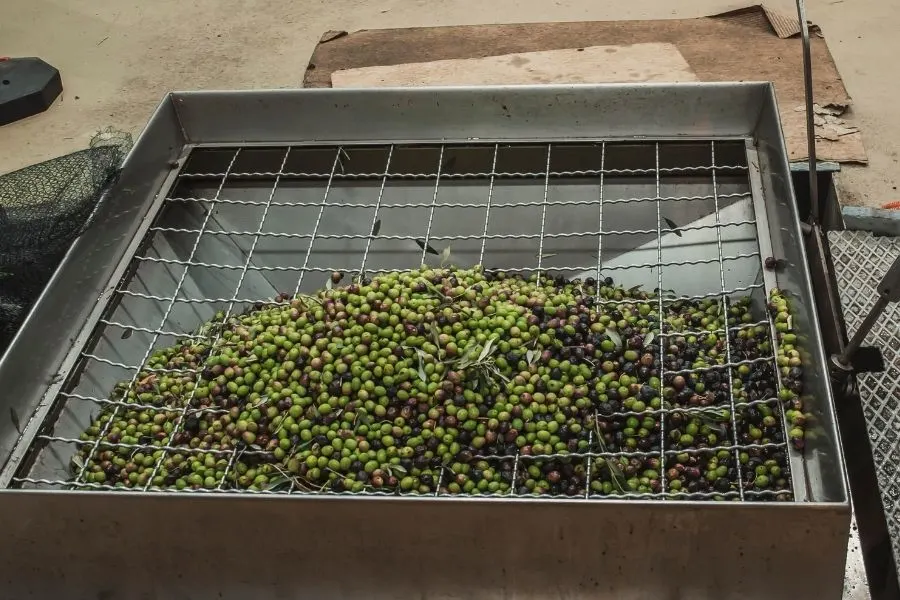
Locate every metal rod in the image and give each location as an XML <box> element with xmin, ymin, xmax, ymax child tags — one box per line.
<box><xmin>833</xmin><ymin>253</ymin><xmax>900</xmax><ymax>368</ymax></box>
<box><xmin>477</xmin><ymin>144</ymin><xmax>500</xmax><ymax>266</ymax></box>
<box><xmin>114</xmin><ymin>281</ymin><xmax>767</xmax><ymax>309</ymax></box>
<box><xmin>149</xmin><ymin>219</ymin><xmax>758</xmax><ymax>241</ymax></box>
<box><xmin>357</xmin><ymin>145</ymin><xmax>395</xmax><ymax>279</ymax></box>
<box><xmin>796</xmin><ymin>0</ymin><xmax>820</xmax><ymax>224</ymax></box>
<box><xmin>535</xmin><ymin>144</ymin><xmax>552</xmax><ymax>285</ymax></box>
<box><xmin>176</xmin><ymin>164</ymin><xmax>750</xmax><ymax>180</ymax></box>
<box><xmin>836</xmin><ymin>294</ymin><xmax>890</xmax><ymax>367</ymax></box>
<box><xmin>654</xmin><ymin>142</ymin><xmax>667</xmax><ymax>496</ymax></box>
<box><xmin>292</xmin><ymin>147</ymin><xmax>343</xmax><ymax>296</ymax></box>
<box><xmin>710</xmin><ymin>141</ymin><xmax>745</xmax><ymax>500</ymax></box>
<box><xmin>594</xmin><ymin>142</ymin><xmax>606</xmax><ymax>296</ymax></box>
<box><xmin>167</xmin><ymin>190</ymin><xmax>752</xmax><ymax>210</ymax></box>
<box><xmin>421</xmin><ymin>145</ymin><xmax>445</xmax><ymax>265</ymax></box>
<box><xmin>131</xmin><ymin>251</ymin><xmax>764</xmax><ymax>274</ymax></box>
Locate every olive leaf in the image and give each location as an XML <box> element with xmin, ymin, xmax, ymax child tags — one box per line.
<box><xmin>430</xmin><ymin>322</ymin><xmax>442</xmax><ymax>355</ymax></box>
<box><xmin>249</xmin><ymin>444</ymin><xmax>263</xmax><ymax>451</ymax></box>
<box><xmin>606</xmin><ymin>329</ymin><xmax>623</xmax><ymax>351</ymax></box>
<box><xmin>487</xmin><ymin>363</ymin><xmax>510</xmax><ymax>383</ymax></box>
<box><xmin>606</xmin><ymin>458</ymin><xmax>627</xmax><ymax>493</ymax></box>
<box><xmin>325</xmin><ymin>277</ymin><xmax>333</xmax><ymax>290</ymax></box>
<box><xmin>663</xmin><ymin>217</ymin><xmax>683</xmax><ymax>237</ymax></box>
<box><xmin>628</xmin><ymin>284</ymin><xmax>642</xmax><ymax>294</ymax></box>
<box><xmin>705</xmin><ymin>408</ymin><xmax>730</xmax><ymax>420</ymax></box>
<box><xmin>293</xmin><ymin>478</ymin><xmax>318</xmax><ymax>493</ymax></box>
<box><xmin>591</xmin><ymin>424</ymin><xmax>626</xmax><ymax>493</ymax></box>
<box><xmin>415</xmin><ymin>239</ymin><xmax>440</xmax><ymax>255</ymax></box>
<box><xmin>537</xmin><ymin>252</ymin><xmax>558</xmax><ymax>259</ymax></box>
<box><xmin>264</xmin><ymin>475</ymin><xmax>293</xmax><ymax>492</ymax></box>
<box><xmin>478</xmin><ymin>335</ymin><xmax>498</xmax><ymax>363</ymax></box>
<box><xmin>695</xmin><ymin>408</ymin><xmax>728</xmax><ymax>432</ymax></box>
<box><xmin>70</xmin><ymin>453</ymin><xmax>85</xmax><ymax>475</ymax></box>
<box><xmin>270</xmin><ymin>418</ymin><xmax>287</xmax><ymax>437</ymax></box>
<box><xmin>440</xmin><ymin>245</ymin><xmax>452</xmax><ymax>266</ymax></box>
<box><xmin>416</xmin><ymin>352</ymin><xmax>427</xmax><ymax>383</ymax></box>
<box><xmin>526</xmin><ymin>349</ymin><xmax>536</xmax><ymax>366</ymax></box>
<box><xmin>786</xmin><ymin>315</ymin><xmax>793</xmax><ymax>331</ymax></box>
<box><xmin>250</xmin><ymin>395</ymin><xmax>271</xmax><ymax>408</ymax></box>
<box><xmin>296</xmin><ymin>293</ymin><xmax>322</xmax><ymax>308</ymax></box>
<box><xmin>644</xmin><ymin>331</ymin><xmax>656</xmax><ymax>349</ymax></box>
<box><xmin>708</xmin><ymin>422</ymin><xmax>728</xmax><ymax>437</ymax></box>
<box><xmin>603</xmin><ymin>456</ymin><xmax>623</xmax><ymax>478</ymax></box>
<box><xmin>9</xmin><ymin>407</ymin><xmax>21</xmax><ymax>434</ymax></box>
<box><xmin>390</xmin><ymin>464</ymin><xmax>408</xmax><ymax>475</ymax></box>
<box><xmin>371</xmin><ymin>219</ymin><xmax>382</xmax><ymax>237</ymax></box>
<box><xmin>593</xmin><ymin>420</ymin><xmax>606</xmax><ymax>452</ymax></box>
<box><xmin>421</xmin><ymin>279</ymin><xmax>442</xmax><ymax>297</ymax></box>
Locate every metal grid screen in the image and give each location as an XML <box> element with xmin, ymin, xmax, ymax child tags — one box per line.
<box><xmin>11</xmin><ymin>140</ymin><xmax>803</xmax><ymax>502</ymax></box>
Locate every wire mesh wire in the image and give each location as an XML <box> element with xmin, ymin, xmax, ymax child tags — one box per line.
<box><xmin>10</xmin><ymin>139</ymin><xmax>798</xmax><ymax>501</ymax></box>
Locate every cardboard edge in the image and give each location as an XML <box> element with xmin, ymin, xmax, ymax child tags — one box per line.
<box><xmin>709</xmin><ymin>3</ymin><xmax>818</xmax><ymax>39</ymax></box>
<box><xmin>319</xmin><ymin>30</ymin><xmax>349</xmax><ymax>44</ymax></box>
<box><xmin>761</xmin><ymin>4</ymin><xmax>802</xmax><ymax>38</ymax></box>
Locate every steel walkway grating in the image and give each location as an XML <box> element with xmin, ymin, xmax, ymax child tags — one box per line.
<box><xmin>829</xmin><ymin>229</ymin><xmax>900</xmax><ymax>569</ymax></box>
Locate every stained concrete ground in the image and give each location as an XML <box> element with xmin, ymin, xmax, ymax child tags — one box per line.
<box><xmin>2</xmin><ymin>0</ymin><xmax>898</xmax><ymax>208</ymax></box>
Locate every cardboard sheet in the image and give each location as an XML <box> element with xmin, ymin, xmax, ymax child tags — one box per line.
<box><xmin>305</xmin><ymin>5</ymin><xmax>866</xmax><ymax>164</ymax></box>
<box><xmin>331</xmin><ymin>43</ymin><xmax>698</xmax><ymax>87</ymax></box>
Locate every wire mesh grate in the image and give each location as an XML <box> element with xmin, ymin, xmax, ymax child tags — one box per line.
<box><xmin>10</xmin><ymin>140</ymin><xmax>803</xmax><ymax>501</ymax></box>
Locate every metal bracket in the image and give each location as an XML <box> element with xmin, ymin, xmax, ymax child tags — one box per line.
<box><xmin>876</xmin><ymin>252</ymin><xmax>900</xmax><ymax>301</ymax></box>
<box><xmin>831</xmin><ymin>253</ymin><xmax>900</xmax><ymax>375</ymax></box>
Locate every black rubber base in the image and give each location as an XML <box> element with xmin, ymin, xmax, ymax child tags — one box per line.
<box><xmin>0</xmin><ymin>57</ymin><xmax>62</xmax><ymax>126</ymax></box>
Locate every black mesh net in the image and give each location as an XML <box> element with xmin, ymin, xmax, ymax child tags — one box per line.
<box><xmin>0</xmin><ymin>128</ymin><xmax>132</xmax><ymax>353</ymax></box>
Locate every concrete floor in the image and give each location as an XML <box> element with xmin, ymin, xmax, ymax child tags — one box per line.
<box><xmin>3</xmin><ymin>0</ymin><xmax>898</xmax><ymax>208</ymax></box>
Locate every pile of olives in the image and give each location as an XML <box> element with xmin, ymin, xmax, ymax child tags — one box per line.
<box><xmin>70</xmin><ymin>267</ymin><xmax>808</xmax><ymax>500</ymax></box>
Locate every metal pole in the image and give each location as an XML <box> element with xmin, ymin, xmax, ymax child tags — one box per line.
<box><xmin>796</xmin><ymin>0</ymin><xmax>820</xmax><ymax>224</ymax></box>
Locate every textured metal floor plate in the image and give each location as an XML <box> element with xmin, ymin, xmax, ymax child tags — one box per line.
<box><xmin>829</xmin><ymin>229</ymin><xmax>900</xmax><ymax>567</ymax></box>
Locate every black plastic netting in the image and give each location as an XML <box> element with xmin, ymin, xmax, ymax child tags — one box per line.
<box><xmin>0</xmin><ymin>128</ymin><xmax>132</xmax><ymax>354</ymax></box>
